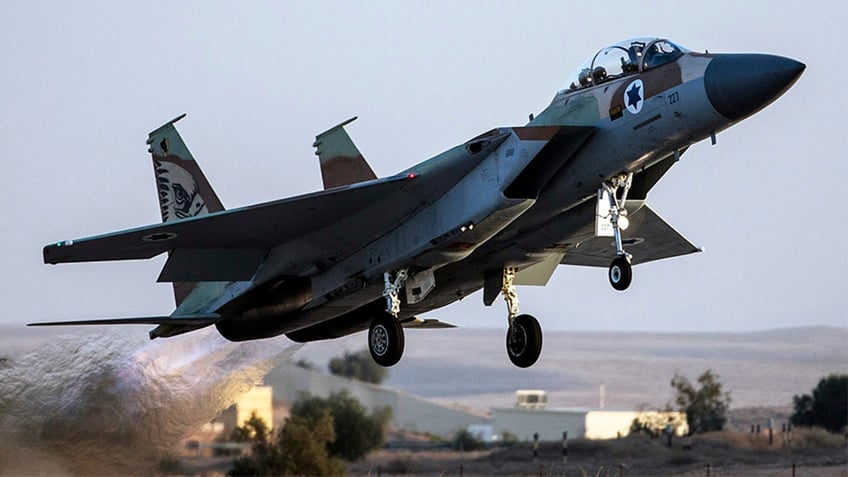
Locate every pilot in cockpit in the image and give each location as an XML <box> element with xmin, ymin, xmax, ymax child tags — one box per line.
<box><xmin>621</xmin><ymin>41</ymin><xmax>644</xmax><ymax>73</ymax></box>
<box><xmin>563</xmin><ymin>38</ymin><xmax>687</xmax><ymax>92</ymax></box>
<box><xmin>643</xmin><ymin>40</ymin><xmax>680</xmax><ymax>70</ymax></box>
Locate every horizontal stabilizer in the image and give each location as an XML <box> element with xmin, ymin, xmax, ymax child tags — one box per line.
<box><xmin>399</xmin><ymin>317</ymin><xmax>457</xmax><ymax>329</ymax></box>
<box><xmin>27</xmin><ymin>313</ymin><xmax>221</xmax><ymax>327</ymax></box>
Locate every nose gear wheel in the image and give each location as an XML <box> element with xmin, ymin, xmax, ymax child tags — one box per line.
<box><xmin>608</xmin><ymin>256</ymin><xmax>632</xmax><ymax>291</ymax></box>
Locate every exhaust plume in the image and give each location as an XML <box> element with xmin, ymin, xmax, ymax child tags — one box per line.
<box><xmin>0</xmin><ymin>328</ymin><xmax>299</xmax><ymax>475</ymax></box>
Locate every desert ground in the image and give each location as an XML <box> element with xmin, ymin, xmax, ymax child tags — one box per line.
<box><xmin>1</xmin><ymin>325</ymin><xmax>845</xmax><ymax>476</ymax></box>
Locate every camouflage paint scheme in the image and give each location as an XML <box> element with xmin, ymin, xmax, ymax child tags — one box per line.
<box><xmin>35</xmin><ymin>38</ymin><xmax>804</xmax><ymax>368</ymax></box>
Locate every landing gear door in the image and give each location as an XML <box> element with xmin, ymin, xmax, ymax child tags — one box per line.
<box><xmin>595</xmin><ymin>189</ymin><xmax>614</xmax><ymax>237</ymax></box>
<box><xmin>405</xmin><ymin>269</ymin><xmax>435</xmax><ymax>305</ymax></box>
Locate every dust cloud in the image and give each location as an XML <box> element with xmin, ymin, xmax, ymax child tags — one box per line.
<box><xmin>0</xmin><ymin>328</ymin><xmax>299</xmax><ymax>475</ymax></box>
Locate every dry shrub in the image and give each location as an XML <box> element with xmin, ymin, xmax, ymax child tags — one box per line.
<box><xmin>698</xmin><ymin>427</ymin><xmax>844</xmax><ymax>452</ymax></box>
<box><xmin>382</xmin><ymin>457</ymin><xmax>416</xmax><ymax>474</ymax></box>
<box><xmin>791</xmin><ymin>427</ymin><xmax>844</xmax><ymax>448</ymax></box>
<box><xmin>698</xmin><ymin>430</ymin><xmax>784</xmax><ymax>452</ymax></box>
<box><xmin>668</xmin><ymin>452</ymin><xmax>698</xmax><ymax>466</ymax></box>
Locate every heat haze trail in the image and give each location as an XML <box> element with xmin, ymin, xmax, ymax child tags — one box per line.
<box><xmin>0</xmin><ymin>328</ymin><xmax>299</xmax><ymax>475</ymax></box>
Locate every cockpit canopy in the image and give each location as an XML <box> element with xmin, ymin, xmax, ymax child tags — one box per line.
<box><xmin>560</xmin><ymin>37</ymin><xmax>688</xmax><ymax>93</ymax></box>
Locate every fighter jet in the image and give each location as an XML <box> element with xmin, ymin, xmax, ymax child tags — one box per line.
<box><xmin>33</xmin><ymin>38</ymin><xmax>804</xmax><ymax>368</ymax></box>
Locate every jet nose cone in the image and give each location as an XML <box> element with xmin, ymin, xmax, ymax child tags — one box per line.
<box><xmin>705</xmin><ymin>54</ymin><xmax>805</xmax><ymax>120</ymax></box>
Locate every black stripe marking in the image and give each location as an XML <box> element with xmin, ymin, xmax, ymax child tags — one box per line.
<box><xmin>633</xmin><ymin>114</ymin><xmax>662</xmax><ymax>131</ymax></box>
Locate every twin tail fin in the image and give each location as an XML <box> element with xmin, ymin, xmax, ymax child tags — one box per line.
<box><xmin>147</xmin><ymin>114</ymin><xmax>225</xmax><ymax>305</ymax></box>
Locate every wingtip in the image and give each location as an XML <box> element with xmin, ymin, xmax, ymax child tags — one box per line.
<box><xmin>43</xmin><ymin>240</ymin><xmax>73</xmax><ymax>264</ymax></box>
<box><xmin>315</xmin><ymin>116</ymin><xmax>358</xmax><ymax>140</ymax></box>
<box><xmin>147</xmin><ymin>113</ymin><xmax>188</xmax><ymax>140</ymax></box>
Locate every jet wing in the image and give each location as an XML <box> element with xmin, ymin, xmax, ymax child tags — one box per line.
<box><xmin>43</xmin><ymin>174</ymin><xmax>414</xmax><ymax>264</ymax></box>
<box><xmin>562</xmin><ymin>205</ymin><xmax>700</xmax><ymax>267</ymax></box>
<box><xmin>44</xmin><ymin>131</ymin><xmax>509</xmax><ymax>282</ymax></box>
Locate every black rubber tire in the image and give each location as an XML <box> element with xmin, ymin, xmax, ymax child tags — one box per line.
<box><xmin>609</xmin><ymin>256</ymin><xmax>632</xmax><ymax>291</ymax></box>
<box><xmin>368</xmin><ymin>312</ymin><xmax>405</xmax><ymax>367</ymax></box>
<box><xmin>506</xmin><ymin>314</ymin><xmax>543</xmax><ymax>368</ymax></box>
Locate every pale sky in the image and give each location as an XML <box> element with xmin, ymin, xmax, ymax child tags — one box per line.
<box><xmin>1</xmin><ymin>1</ymin><xmax>845</xmax><ymax>333</ymax></box>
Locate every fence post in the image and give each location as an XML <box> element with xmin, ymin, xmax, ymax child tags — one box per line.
<box><xmin>768</xmin><ymin>418</ymin><xmax>774</xmax><ymax>445</ymax></box>
<box><xmin>533</xmin><ymin>432</ymin><xmax>539</xmax><ymax>462</ymax></box>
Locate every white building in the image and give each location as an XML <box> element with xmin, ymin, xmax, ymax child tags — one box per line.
<box><xmin>491</xmin><ymin>391</ymin><xmax>687</xmax><ymax>441</ymax></box>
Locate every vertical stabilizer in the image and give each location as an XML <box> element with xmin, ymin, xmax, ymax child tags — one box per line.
<box><xmin>313</xmin><ymin>117</ymin><xmax>377</xmax><ymax>189</ymax></box>
<box><xmin>147</xmin><ymin>114</ymin><xmax>224</xmax><ymax>221</ymax></box>
<box><xmin>147</xmin><ymin>114</ymin><xmax>225</xmax><ymax>305</ymax></box>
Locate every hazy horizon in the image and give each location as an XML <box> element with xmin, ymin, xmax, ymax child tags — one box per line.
<box><xmin>4</xmin><ymin>324</ymin><xmax>845</xmax><ymax>412</ymax></box>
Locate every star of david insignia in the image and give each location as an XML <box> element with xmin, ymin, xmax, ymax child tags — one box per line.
<box><xmin>625</xmin><ymin>79</ymin><xmax>644</xmax><ymax>114</ymax></box>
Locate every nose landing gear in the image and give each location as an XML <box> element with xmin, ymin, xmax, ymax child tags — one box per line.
<box><xmin>600</xmin><ymin>173</ymin><xmax>634</xmax><ymax>291</ymax></box>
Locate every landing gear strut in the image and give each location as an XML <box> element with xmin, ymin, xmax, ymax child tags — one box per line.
<box><xmin>601</xmin><ymin>173</ymin><xmax>634</xmax><ymax>291</ymax></box>
<box><xmin>502</xmin><ymin>267</ymin><xmax>542</xmax><ymax>368</ymax></box>
<box><xmin>368</xmin><ymin>269</ymin><xmax>408</xmax><ymax>367</ymax></box>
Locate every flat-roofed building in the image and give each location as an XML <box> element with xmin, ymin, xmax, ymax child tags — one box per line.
<box><xmin>492</xmin><ymin>391</ymin><xmax>687</xmax><ymax>441</ymax></box>
<box><xmin>492</xmin><ymin>407</ymin><xmax>687</xmax><ymax>441</ymax></box>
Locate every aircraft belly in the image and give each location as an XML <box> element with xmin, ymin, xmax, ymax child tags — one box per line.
<box><xmin>234</xmin><ymin>130</ymin><xmax>564</xmax><ymax>336</ymax></box>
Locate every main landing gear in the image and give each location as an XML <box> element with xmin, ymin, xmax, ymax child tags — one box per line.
<box><xmin>601</xmin><ymin>173</ymin><xmax>634</xmax><ymax>291</ymax></box>
<box><xmin>502</xmin><ymin>267</ymin><xmax>542</xmax><ymax>368</ymax></box>
<box><xmin>368</xmin><ymin>269</ymin><xmax>408</xmax><ymax>367</ymax></box>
